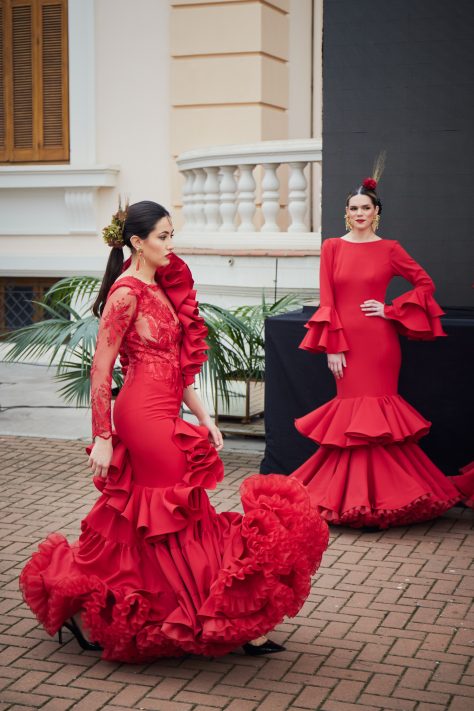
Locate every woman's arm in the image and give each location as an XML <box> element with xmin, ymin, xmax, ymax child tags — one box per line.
<box><xmin>383</xmin><ymin>241</ymin><xmax>446</xmax><ymax>340</ymax></box>
<box><xmin>183</xmin><ymin>385</ymin><xmax>224</xmax><ymax>451</ymax></box>
<box><xmin>88</xmin><ymin>286</ymin><xmax>137</xmax><ymax>477</ymax></box>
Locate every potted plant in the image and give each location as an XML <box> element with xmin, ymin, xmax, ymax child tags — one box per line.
<box><xmin>199</xmin><ymin>294</ymin><xmax>302</xmax><ymax>423</ymax></box>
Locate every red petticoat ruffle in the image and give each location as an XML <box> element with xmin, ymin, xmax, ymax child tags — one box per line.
<box><xmin>384</xmin><ymin>287</ymin><xmax>446</xmax><ymax>341</ymax></box>
<box><xmin>295</xmin><ymin>394</ymin><xmax>431</xmax><ymax>448</ymax></box>
<box><xmin>19</xmin><ymin>418</ymin><xmax>329</xmax><ymax>661</ymax></box>
<box><xmin>299</xmin><ymin>305</ymin><xmax>349</xmax><ymax>354</ymax></box>
<box><xmin>452</xmin><ymin>461</ymin><xmax>474</xmax><ymax>508</ymax></box>
<box><xmin>291</xmin><ymin>440</ymin><xmax>460</xmax><ymax>529</ymax></box>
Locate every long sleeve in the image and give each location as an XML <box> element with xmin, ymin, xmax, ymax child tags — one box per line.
<box><xmin>299</xmin><ymin>239</ymin><xmax>349</xmax><ymax>354</ymax></box>
<box><xmin>90</xmin><ymin>286</ymin><xmax>138</xmax><ymax>439</ymax></box>
<box><xmin>384</xmin><ymin>241</ymin><xmax>446</xmax><ymax>340</ymax></box>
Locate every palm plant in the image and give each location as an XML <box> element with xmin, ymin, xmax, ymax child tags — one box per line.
<box><xmin>0</xmin><ymin>277</ymin><xmax>301</xmax><ymax>410</ymax></box>
<box><xmin>199</xmin><ymin>294</ymin><xmax>302</xmax><ymax>413</ymax></box>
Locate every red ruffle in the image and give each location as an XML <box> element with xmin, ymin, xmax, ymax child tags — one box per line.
<box><xmin>384</xmin><ymin>288</ymin><xmax>446</xmax><ymax>340</ymax></box>
<box><xmin>20</xmin><ymin>422</ymin><xmax>329</xmax><ymax>661</ymax></box>
<box><xmin>156</xmin><ymin>254</ymin><xmax>209</xmax><ymax>387</ymax></box>
<box><xmin>299</xmin><ymin>305</ymin><xmax>349</xmax><ymax>354</ymax></box>
<box><xmin>452</xmin><ymin>461</ymin><xmax>474</xmax><ymax>508</ymax></box>
<box><xmin>121</xmin><ymin>253</ymin><xmax>209</xmax><ymax>387</ymax></box>
<box><xmin>291</xmin><ymin>441</ymin><xmax>461</xmax><ymax>529</ymax></box>
<box><xmin>85</xmin><ymin>420</ymin><xmax>224</xmax><ymax>541</ymax></box>
<box><xmin>295</xmin><ymin>394</ymin><xmax>431</xmax><ymax>448</ymax></box>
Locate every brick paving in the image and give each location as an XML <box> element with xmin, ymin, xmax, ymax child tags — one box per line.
<box><xmin>0</xmin><ymin>434</ymin><xmax>473</xmax><ymax>711</ymax></box>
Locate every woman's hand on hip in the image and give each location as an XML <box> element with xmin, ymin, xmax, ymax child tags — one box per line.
<box><xmin>327</xmin><ymin>352</ymin><xmax>347</xmax><ymax>379</ymax></box>
<box><xmin>360</xmin><ymin>299</ymin><xmax>386</xmax><ymax>317</ymax></box>
<box><xmin>88</xmin><ymin>437</ymin><xmax>113</xmax><ymax>479</ymax></box>
<box><xmin>200</xmin><ymin>416</ymin><xmax>224</xmax><ymax>452</ymax></box>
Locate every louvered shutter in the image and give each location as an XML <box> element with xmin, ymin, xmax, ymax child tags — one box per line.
<box><xmin>0</xmin><ymin>0</ymin><xmax>69</xmax><ymax>163</ymax></box>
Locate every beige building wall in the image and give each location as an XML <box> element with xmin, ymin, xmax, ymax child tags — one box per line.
<box><xmin>95</xmin><ymin>0</ymin><xmax>172</xmax><ymax>233</ymax></box>
<box><xmin>170</xmin><ymin>0</ymin><xmax>290</xmax><ymax>224</ymax></box>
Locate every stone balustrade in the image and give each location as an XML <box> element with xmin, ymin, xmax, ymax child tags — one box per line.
<box><xmin>176</xmin><ymin>139</ymin><xmax>322</xmax><ymax>238</ymax></box>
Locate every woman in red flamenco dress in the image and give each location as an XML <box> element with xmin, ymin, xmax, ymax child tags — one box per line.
<box><xmin>290</xmin><ymin>178</ymin><xmax>461</xmax><ymax>528</ymax></box>
<box><xmin>19</xmin><ymin>201</ymin><xmax>328</xmax><ymax>661</ymax></box>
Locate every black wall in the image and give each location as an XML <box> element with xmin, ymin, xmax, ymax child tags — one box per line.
<box><xmin>322</xmin><ymin>0</ymin><xmax>474</xmax><ymax>308</ymax></box>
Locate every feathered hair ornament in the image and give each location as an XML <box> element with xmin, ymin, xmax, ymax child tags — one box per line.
<box><xmin>362</xmin><ymin>151</ymin><xmax>386</xmax><ymax>192</ymax></box>
<box><xmin>102</xmin><ymin>198</ymin><xmax>129</xmax><ymax>248</ymax></box>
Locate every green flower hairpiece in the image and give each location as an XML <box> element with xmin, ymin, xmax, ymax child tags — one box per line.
<box><xmin>102</xmin><ymin>198</ymin><xmax>129</xmax><ymax>248</ymax></box>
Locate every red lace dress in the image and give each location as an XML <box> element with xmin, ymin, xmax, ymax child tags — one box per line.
<box><xmin>19</xmin><ymin>254</ymin><xmax>328</xmax><ymax>661</ymax></box>
<box><xmin>290</xmin><ymin>238</ymin><xmax>461</xmax><ymax>528</ymax></box>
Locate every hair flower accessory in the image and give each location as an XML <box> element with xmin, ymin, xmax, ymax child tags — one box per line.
<box><xmin>102</xmin><ymin>198</ymin><xmax>129</xmax><ymax>248</ymax></box>
<box><xmin>362</xmin><ymin>177</ymin><xmax>377</xmax><ymax>191</ymax></box>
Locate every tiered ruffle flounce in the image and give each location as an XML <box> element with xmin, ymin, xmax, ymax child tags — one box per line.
<box><xmin>300</xmin><ymin>305</ymin><xmax>349</xmax><ymax>354</ymax></box>
<box><xmin>384</xmin><ymin>287</ymin><xmax>447</xmax><ymax>340</ymax></box>
<box><xmin>291</xmin><ymin>393</ymin><xmax>460</xmax><ymax>528</ymax></box>
<box><xmin>20</xmin><ymin>418</ymin><xmax>329</xmax><ymax>661</ymax></box>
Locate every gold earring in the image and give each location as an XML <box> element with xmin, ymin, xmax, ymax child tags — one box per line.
<box><xmin>344</xmin><ymin>215</ymin><xmax>352</xmax><ymax>232</ymax></box>
<box><xmin>135</xmin><ymin>248</ymin><xmax>143</xmax><ymax>272</ymax></box>
<box><xmin>372</xmin><ymin>214</ymin><xmax>380</xmax><ymax>232</ymax></box>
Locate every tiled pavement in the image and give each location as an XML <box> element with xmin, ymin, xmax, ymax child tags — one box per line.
<box><xmin>1</xmin><ymin>435</ymin><xmax>473</xmax><ymax>711</ymax></box>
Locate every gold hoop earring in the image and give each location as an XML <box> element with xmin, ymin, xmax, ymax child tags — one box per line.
<box><xmin>344</xmin><ymin>215</ymin><xmax>352</xmax><ymax>232</ymax></box>
<box><xmin>372</xmin><ymin>214</ymin><xmax>380</xmax><ymax>232</ymax></box>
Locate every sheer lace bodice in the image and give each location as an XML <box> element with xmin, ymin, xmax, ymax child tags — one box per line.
<box><xmin>90</xmin><ymin>276</ymin><xmax>182</xmax><ymax>440</ymax></box>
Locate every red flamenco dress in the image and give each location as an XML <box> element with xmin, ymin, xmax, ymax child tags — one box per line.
<box><xmin>19</xmin><ymin>254</ymin><xmax>328</xmax><ymax>661</ymax></box>
<box><xmin>290</xmin><ymin>237</ymin><xmax>461</xmax><ymax>528</ymax></box>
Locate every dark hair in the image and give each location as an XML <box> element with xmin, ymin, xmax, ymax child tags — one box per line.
<box><xmin>92</xmin><ymin>200</ymin><xmax>170</xmax><ymax>317</ymax></box>
<box><xmin>346</xmin><ymin>185</ymin><xmax>383</xmax><ymax>215</ymax></box>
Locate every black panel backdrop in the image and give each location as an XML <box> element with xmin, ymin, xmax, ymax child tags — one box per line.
<box><xmin>321</xmin><ymin>0</ymin><xmax>474</xmax><ymax>308</ymax></box>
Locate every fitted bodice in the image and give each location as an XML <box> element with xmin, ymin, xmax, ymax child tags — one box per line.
<box><xmin>90</xmin><ymin>276</ymin><xmax>183</xmax><ymax>440</ymax></box>
<box><xmin>117</xmin><ymin>278</ymin><xmax>182</xmax><ymax>377</ymax></box>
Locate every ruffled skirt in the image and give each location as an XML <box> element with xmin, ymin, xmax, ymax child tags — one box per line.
<box><xmin>20</xmin><ymin>419</ymin><xmax>329</xmax><ymax>661</ymax></box>
<box><xmin>291</xmin><ymin>394</ymin><xmax>460</xmax><ymax>528</ymax></box>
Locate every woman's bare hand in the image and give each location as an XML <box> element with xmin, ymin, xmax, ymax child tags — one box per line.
<box><xmin>88</xmin><ymin>437</ymin><xmax>113</xmax><ymax>479</ymax></box>
<box><xmin>327</xmin><ymin>352</ymin><xmax>347</xmax><ymax>379</ymax></box>
<box><xmin>360</xmin><ymin>299</ymin><xmax>386</xmax><ymax>318</ymax></box>
<box><xmin>199</xmin><ymin>416</ymin><xmax>224</xmax><ymax>452</ymax></box>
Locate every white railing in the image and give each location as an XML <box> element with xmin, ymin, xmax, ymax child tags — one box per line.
<box><xmin>176</xmin><ymin>139</ymin><xmax>322</xmax><ymax>236</ymax></box>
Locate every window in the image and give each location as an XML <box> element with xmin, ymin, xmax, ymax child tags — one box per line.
<box><xmin>0</xmin><ymin>277</ymin><xmax>69</xmax><ymax>333</ymax></box>
<box><xmin>0</xmin><ymin>0</ymin><xmax>69</xmax><ymax>163</ymax></box>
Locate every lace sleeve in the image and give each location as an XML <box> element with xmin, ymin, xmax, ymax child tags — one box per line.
<box><xmin>90</xmin><ymin>286</ymin><xmax>138</xmax><ymax>439</ymax></box>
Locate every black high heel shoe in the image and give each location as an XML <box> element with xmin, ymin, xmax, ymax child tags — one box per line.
<box><xmin>57</xmin><ymin>617</ymin><xmax>102</xmax><ymax>651</ymax></box>
<box><xmin>242</xmin><ymin>639</ymin><xmax>286</xmax><ymax>656</ymax></box>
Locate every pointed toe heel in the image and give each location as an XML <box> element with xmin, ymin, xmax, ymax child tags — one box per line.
<box><xmin>63</xmin><ymin>617</ymin><xmax>102</xmax><ymax>651</ymax></box>
<box><xmin>242</xmin><ymin>639</ymin><xmax>286</xmax><ymax>656</ymax></box>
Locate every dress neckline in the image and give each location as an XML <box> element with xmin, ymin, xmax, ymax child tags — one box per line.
<box><xmin>113</xmin><ymin>275</ymin><xmax>180</xmax><ymax>326</ymax></box>
<box><xmin>114</xmin><ymin>275</ymin><xmax>160</xmax><ymax>288</ymax></box>
<box><xmin>339</xmin><ymin>237</ymin><xmax>384</xmax><ymax>244</ymax></box>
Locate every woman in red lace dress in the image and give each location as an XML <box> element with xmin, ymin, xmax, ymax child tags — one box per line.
<box><xmin>291</xmin><ymin>178</ymin><xmax>461</xmax><ymax>528</ymax></box>
<box><xmin>19</xmin><ymin>201</ymin><xmax>328</xmax><ymax>661</ymax></box>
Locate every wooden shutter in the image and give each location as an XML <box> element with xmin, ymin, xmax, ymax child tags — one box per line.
<box><xmin>0</xmin><ymin>0</ymin><xmax>69</xmax><ymax>163</ymax></box>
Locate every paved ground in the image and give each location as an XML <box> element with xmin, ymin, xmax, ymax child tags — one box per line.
<box><xmin>1</xmin><ymin>435</ymin><xmax>473</xmax><ymax>711</ymax></box>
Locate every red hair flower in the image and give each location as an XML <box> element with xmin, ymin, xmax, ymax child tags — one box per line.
<box><xmin>363</xmin><ymin>177</ymin><xmax>377</xmax><ymax>191</ymax></box>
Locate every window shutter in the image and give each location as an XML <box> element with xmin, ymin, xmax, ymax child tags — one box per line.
<box><xmin>12</xmin><ymin>1</ymin><xmax>34</xmax><ymax>158</ymax></box>
<box><xmin>0</xmin><ymin>0</ymin><xmax>68</xmax><ymax>163</ymax></box>
<box><xmin>39</xmin><ymin>0</ymin><xmax>68</xmax><ymax>160</ymax></box>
